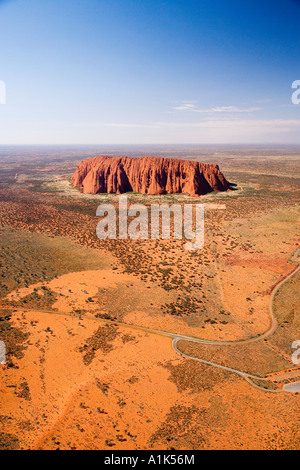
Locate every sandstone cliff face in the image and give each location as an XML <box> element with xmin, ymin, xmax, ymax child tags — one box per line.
<box><xmin>71</xmin><ymin>155</ymin><xmax>229</xmax><ymax>196</ymax></box>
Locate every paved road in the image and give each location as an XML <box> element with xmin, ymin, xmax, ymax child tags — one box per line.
<box><xmin>172</xmin><ymin>248</ymin><xmax>300</xmax><ymax>392</ymax></box>
<box><xmin>1</xmin><ymin>248</ymin><xmax>299</xmax><ymax>393</ymax></box>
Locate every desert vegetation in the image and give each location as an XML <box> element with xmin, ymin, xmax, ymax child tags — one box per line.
<box><xmin>0</xmin><ymin>148</ymin><xmax>299</xmax><ymax>449</ymax></box>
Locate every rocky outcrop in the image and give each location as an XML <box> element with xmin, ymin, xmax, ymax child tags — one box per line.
<box><xmin>71</xmin><ymin>155</ymin><xmax>229</xmax><ymax>196</ymax></box>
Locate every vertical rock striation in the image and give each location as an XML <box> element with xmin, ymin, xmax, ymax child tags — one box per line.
<box><xmin>71</xmin><ymin>155</ymin><xmax>229</xmax><ymax>196</ymax></box>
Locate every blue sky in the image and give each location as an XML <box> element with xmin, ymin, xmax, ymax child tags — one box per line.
<box><xmin>0</xmin><ymin>0</ymin><xmax>300</xmax><ymax>144</ymax></box>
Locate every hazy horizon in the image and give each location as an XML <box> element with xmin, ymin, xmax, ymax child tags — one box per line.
<box><xmin>1</xmin><ymin>143</ymin><xmax>300</xmax><ymax>167</ymax></box>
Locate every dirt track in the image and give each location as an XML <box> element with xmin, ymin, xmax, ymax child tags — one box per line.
<box><xmin>1</xmin><ymin>248</ymin><xmax>299</xmax><ymax>393</ymax></box>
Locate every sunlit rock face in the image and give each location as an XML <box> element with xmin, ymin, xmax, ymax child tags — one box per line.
<box><xmin>71</xmin><ymin>155</ymin><xmax>229</xmax><ymax>196</ymax></box>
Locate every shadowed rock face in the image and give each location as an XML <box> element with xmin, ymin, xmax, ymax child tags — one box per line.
<box><xmin>71</xmin><ymin>155</ymin><xmax>229</xmax><ymax>196</ymax></box>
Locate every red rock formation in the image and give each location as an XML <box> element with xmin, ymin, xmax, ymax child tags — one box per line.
<box><xmin>71</xmin><ymin>155</ymin><xmax>229</xmax><ymax>196</ymax></box>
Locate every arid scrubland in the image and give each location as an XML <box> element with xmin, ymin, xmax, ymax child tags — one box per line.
<box><xmin>0</xmin><ymin>149</ymin><xmax>299</xmax><ymax>450</ymax></box>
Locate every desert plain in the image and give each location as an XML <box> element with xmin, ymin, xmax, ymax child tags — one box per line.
<box><xmin>0</xmin><ymin>145</ymin><xmax>299</xmax><ymax>450</ymax></box>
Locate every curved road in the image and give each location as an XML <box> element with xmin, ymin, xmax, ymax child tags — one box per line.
<box><xmin>1</xmin><ymin>248</ymin><xmax>299</xmax><ymax>393</ymax></box>
<box><xmin>173</xmin><ymin>248</ymin><xmax>300</xmax><ymax>392</ymax></box>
